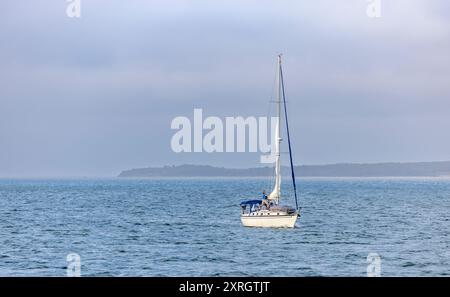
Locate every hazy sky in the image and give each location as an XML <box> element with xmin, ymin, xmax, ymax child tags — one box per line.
<box><xmin>1</xmin><ymin>1</ymin><xmax>450</xmax><ymax>177</ymax></box>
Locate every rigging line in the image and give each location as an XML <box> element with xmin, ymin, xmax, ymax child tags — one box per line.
<box><xmin>280</xmin><ymin>64</ymin><xmax>299</xmax><ymax>210</ymax></box>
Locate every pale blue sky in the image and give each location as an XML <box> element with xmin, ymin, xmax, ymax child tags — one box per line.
<box><xmin>1</xmin><ymin>1</ymin><xmax>450</xmax><ymax>177</ymax></box>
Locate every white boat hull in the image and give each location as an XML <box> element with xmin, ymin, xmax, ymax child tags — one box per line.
<box><xmin>241</xmin><ymin>211</ymin><xmax>298</xmax><ymax>228</ymax></box>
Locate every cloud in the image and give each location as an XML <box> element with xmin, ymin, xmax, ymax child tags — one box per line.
<box><xmin>1</xmin><ymin>1</ymin><xmax>450</xmax><ymax>176</ymax></box>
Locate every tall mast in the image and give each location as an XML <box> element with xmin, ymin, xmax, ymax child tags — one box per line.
<box><xmin>269</xmin><ymin>55</ymin><xmax>282</xmax><ymax>204</ymax></box>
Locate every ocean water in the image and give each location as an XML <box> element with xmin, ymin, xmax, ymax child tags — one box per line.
<box><xmin>0</xmin><ymin>177</ymin><xmax>449</xmax><ymax>276</ymax></box>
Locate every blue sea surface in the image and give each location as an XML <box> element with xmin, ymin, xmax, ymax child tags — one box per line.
<box><xmin>0</xmin><ymin>177</ymin><xmax>449</xmax><ymax>276</ymax></box>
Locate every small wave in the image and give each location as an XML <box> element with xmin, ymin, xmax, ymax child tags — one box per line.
<box><xmin>402</xmin><ymin>261</ymin><xmax>416</xmax><ymax>267</ymax></box>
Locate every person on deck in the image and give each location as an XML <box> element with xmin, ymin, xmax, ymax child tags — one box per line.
<box><xmin>261</xmin><ymin>190</ymin><xmax>270</xmax><ymax>209</ymax></box>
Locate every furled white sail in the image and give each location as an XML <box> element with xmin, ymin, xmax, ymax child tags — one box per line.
<box><xmin>268</xmin><ymin>55</ymin><xmax>282</xmax><ymax>203</ymax></box>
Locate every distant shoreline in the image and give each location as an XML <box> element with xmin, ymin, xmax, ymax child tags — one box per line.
<box><xmin>118</xmin><ymin>161</ymin><xmax>450</xmax><ymax>178</ymax></box>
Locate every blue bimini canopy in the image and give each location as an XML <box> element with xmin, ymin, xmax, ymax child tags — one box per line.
<box><xmin>240</xmin><ymin>200</ymin><xmax>262</xmax><ymax>206</ymax></box>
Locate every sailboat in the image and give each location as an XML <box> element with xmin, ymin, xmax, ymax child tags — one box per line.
<box><xmin>240</xmin><ymin>55</ymin><xmax>300</xmax><ymax>228</ymax></box>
